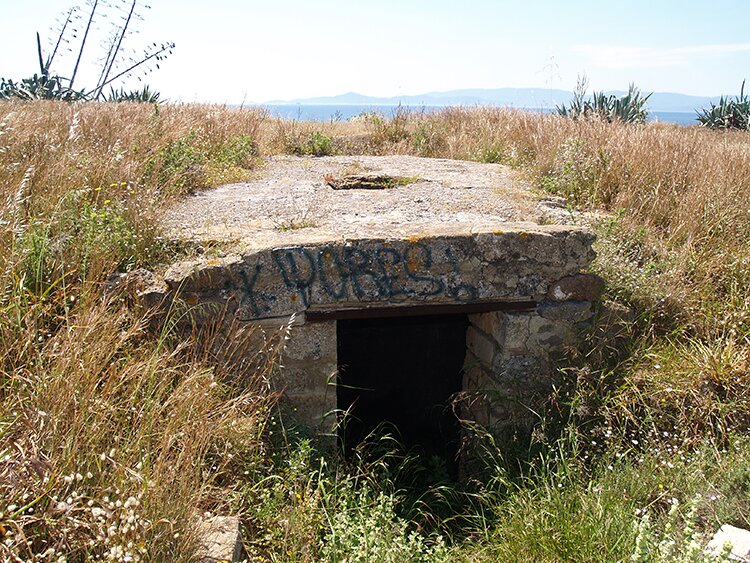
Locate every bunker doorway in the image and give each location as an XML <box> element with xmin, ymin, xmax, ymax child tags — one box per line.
<box><xmin>337</xmin><ymin>313</ymin><xmax>469</xmax><ymax>480</ymax></box>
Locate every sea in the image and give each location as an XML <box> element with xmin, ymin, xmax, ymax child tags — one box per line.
<box><xmin>259</xmin><ymin>104</ymin><xmax>698</xmax><ymax>126</ymax></box>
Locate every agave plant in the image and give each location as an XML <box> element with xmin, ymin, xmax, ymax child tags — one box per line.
<box><xmin>0</xmin><ymin>73</ymin><xmax>84</xmax><ymax>101</ymax></box>
<box><xmin>558</xmin><ymin>76</ymin><xmax>651</xmax><ymax>124</ymax></box>
<box><xmin>696</xmin><ymin>80</ymin><xmax>750</xmax><ymax>129</ymax></box>
<box><xmin>0</xmin><ymin>1</ymin><xmax>174</xmax><ymax>102</ymax></box>
<box><xmin>105</xmin><ymin>85</ymin><xmax>161</xmax><ymax>103</ymax></box>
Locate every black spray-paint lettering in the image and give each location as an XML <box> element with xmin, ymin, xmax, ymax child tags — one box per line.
<box><xmin>343</xmin><ymin>247</ymin><xmax>390</xmax><ymax>299</ymax></box>
<box><xmin>374</xmin><ymin>247</ymin><xmax>406</xmax><ymax>298</ymax></box>
<box><xmin>403</xmin><ymin>243</ymin><xmax>445</xmax><ymax>296</ymax></box>
<box><xmin>317</xmin><ymin>247</ymin><xmax>348</xmax><ymax>300</ymax></box>
<box><xmin>444</xmin><ymin>247</ymin><xmax>479</xmax><ymax>302</ymax></box>
<box><xmin>272</xmin><ymin>248</ymin><xmax>316</xmax><ymax>307</ymax></box>
<box><xmin>241</xmin><ymin>242</ymin><xmax>479</xmax><ymax>313</ymax></box>
<box><xmin>238</xmin><ymin>264</ymin><xmax>276</xmax><ymax>316</ymax></box>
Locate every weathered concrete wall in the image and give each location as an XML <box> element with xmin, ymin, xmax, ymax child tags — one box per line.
<box><xmin>461</xmin><ymin>289</ymin><xmax>597</xmax><ymax>435</ymax></box>
<box><xmin>277</xmin><ymin>320</ymin><xmax>337</xmax><ymax>434</ymax></box>
<box><xmin>161</xmin><ymin>226</ymin><xmax>595</xmax><ymax>321</ymax></box>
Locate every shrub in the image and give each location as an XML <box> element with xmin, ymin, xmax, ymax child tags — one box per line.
<box><xmin>697</xmin><ymin>80</ymin><xmax>750</xmax><ymax>129</ymax></box>
<box><xmin>306</xmin><ymin>131</ymin><xmax>334</xmax><ymax>156</ymax></box>
<box><xmin>214</xmin><ymin>134</ymin><xmax>258</xmax><ymax>167</ymax></box>
<box><xmin>320</xmin><ymin>484</ymin><xmax>449</xmax><ymax>562</ymax></box>
<box><xmin>144</xmin><ymin>133</ymin><xmax>210</xmax><ymax>192</ymax></box>
<box><xmin>558</xmin><ymin>77</ymin><xmax>651</xmax><ymax>124</ymax></box>
<box><xmin>285</xmin><ymin>131</ymin><xmax>334</xmax><ymax>156</ymax></box>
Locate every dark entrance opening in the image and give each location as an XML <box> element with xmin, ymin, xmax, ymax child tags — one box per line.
<box><xmin>337</xmin><ymin>313</ymin><xmax>469</xmax><ymax>480</ymax></box>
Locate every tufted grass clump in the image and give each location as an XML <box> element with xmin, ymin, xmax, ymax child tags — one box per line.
<box><xmin>0</xmin><ymin>287</ymin><xmax>282</xmax><ymax>559</ymax></box>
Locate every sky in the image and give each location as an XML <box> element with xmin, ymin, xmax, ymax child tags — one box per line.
<box><xmin>1</xmin><ymin>0</ymin><xmax>749</xmax><ymax>104</ymax></box>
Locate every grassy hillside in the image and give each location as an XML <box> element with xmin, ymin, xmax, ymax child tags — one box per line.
<box><xmin>0</xmin><ymin>101</ymin><xmax>748</xmax><ymax>561</ymax></box>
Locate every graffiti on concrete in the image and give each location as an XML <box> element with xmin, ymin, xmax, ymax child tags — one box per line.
<box><xmin>237</xmin><ymin>242</ymin><xmax>479</xmax><ymax>317</ymax></box>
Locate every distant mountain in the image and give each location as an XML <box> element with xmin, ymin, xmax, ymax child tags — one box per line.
<box><xmin>266</xmin><ymin>88</ymin><xmax>725</xmax><ymax>113</ymax></box>
<box><xmin>267</xmin><ymin>88</ymin><xmax>572</xmax><ymax>109</ymax></box>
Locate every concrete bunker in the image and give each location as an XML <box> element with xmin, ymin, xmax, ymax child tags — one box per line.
<box><xmin>155</xmin><ymin>155</ymin><xmax>603</xmax><ymax>467</ymax></box>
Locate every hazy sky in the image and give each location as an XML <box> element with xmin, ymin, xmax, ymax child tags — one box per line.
<box><xmin>2</xmin><ymin>0</ymin><xmax>749</xmax><ymax>104</ymax></box>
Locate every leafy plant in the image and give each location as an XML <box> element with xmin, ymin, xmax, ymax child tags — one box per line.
<box><xmin>0</xmin><ymin>73</ymin><xmax>83</xmax><ymax>101</ymax></box>
<box><xmin>697</xmin><ymin>80</ymin><xmax>750</xmax><ymax>129</ymax></box>
<box><xmin>283</xmin><ymin>131</ymin><xmax>335</xmax><ymax>156</ymax></box>
<box><xmin>631</xmin><ymin>496</ymin><xmax>732</xmax><ymax>562</ymax></box>
<box><xmin>144</xmin><ymin>133</ymin><xmax>209</xmax><ymax>192</ymax></box>
<box><xmin>305</xmin><ymin>131</ymin><xmax>334</xmax><ymax>156</ymax></box>
<box><xmin>320</xmin><ymin>484</ymin><xmax>449</xmax><ymax>562</ymax></box>
<box><xmin>558</xmin><ymin>76</ymin><xmax>651</xmax><ymax>124</ymax></box>
<box><xmin>214</xmin><ymin>134</ymin><xmax>258</xmax><ymax>167</ymax></box>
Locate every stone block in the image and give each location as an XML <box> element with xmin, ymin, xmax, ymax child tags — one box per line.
<box><xmin>499</xmin><ymin>313</ymin><xmax>532</xmax><ymax>356</ymax></box>
<box><xmin>463</xmin><ymin>354</ymin><xmax>496</xmax><ymax>390</ymax></box>
<box><xmin>165</xmin><ymin>256</ymin><xmax>243</xmax><ymax>293</ymax></box>
<box><xmin>537</xmin><ymin>300</ymin><xmax>593</xmax><ymax>323</ymax></box>
<box><xmin>196</xmin><ymin>515</ymin><xmax>244</xmax><ymax>563</ymax></box>
<box><xmin>547</xmin><ymin>274</ymin><xmax>605</xmax><ymax>302</ymax></box>
<box><xmin>468</xmin><ymin>311</ymin><xmax>506</xmax><ymax>346</ymax></box>
<box><xmin>706</xmin><ymin>524</ymin><xmax>750</xmax><ymax>561</ymax></box>
<box><xmin>283</xmin><ymin>389</ymin><xmax>337</xmax><ymax>431</ymax></box>
<box><xmin>529</xmin><ymin>315</ymin><xmax>576</xmax><ymax>353</ymax></box>
<box><xmin>282</xmin><ymin>320</ymin><xmax>335</xmax><ymax>361</ymax></box>
<box><xmin>466</xmin><ymin>326</ymin><xmax>498</xmax><ymax>366</ymax></box>
<box><xmin>491</xmin><ymin>355</ymin><xmax>547</xmax><ymax>386</ymax></box>
<box><xmin>276</xmin><ymin>361</ymin><xmax>337</xmax><ymax>393</ymax></box>
<box><xmin>254</xmin><ymin>313</ymin><xmax>306</xmax><ymax>330</ymax></box>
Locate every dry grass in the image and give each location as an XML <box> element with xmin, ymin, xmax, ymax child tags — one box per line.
<box><xmin>0</xmin><ymin>100</ymin><xmax>288</xmax><ymax>558</ymax></box>
<box><xmin>1</xmin><ymin>100</ymin><xmax>750</xmax><ymax>559</ymax></box>
<box><xmin>0</xmin><ymin>284</ymin><xmax>282</xmax><ymax>559</ymax></box>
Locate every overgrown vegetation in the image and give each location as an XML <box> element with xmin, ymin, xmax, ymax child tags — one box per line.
<box><xmin>1</xmin><ymin>100</ymin><xmax>749</xmax><ymax>560</ymax></box>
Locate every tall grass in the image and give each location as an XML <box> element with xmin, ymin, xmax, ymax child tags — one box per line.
<box><xmin>0</xmin><ymin>101</ymin><xmax>277</xmax><ymax>560</ymax></box>
<box><xmin>1</xmin><ymin>100</ymin><xmax>750</xmax><ymax>560</ymax></box>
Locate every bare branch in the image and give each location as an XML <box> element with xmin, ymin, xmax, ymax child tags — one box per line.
<box><xmin>94</xmin><ymin>0</ymin><xmax>137</xmax><ymax>99</ymax></box>
<box><xmin>84</xmin><ymin>41</ymin><xmax>174</xmax><ymax>97</ymax></box>
<box><xmin>69</xmin><ymin>0</ymin><xmax>99</xmax><ymax>91</ymax></box>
